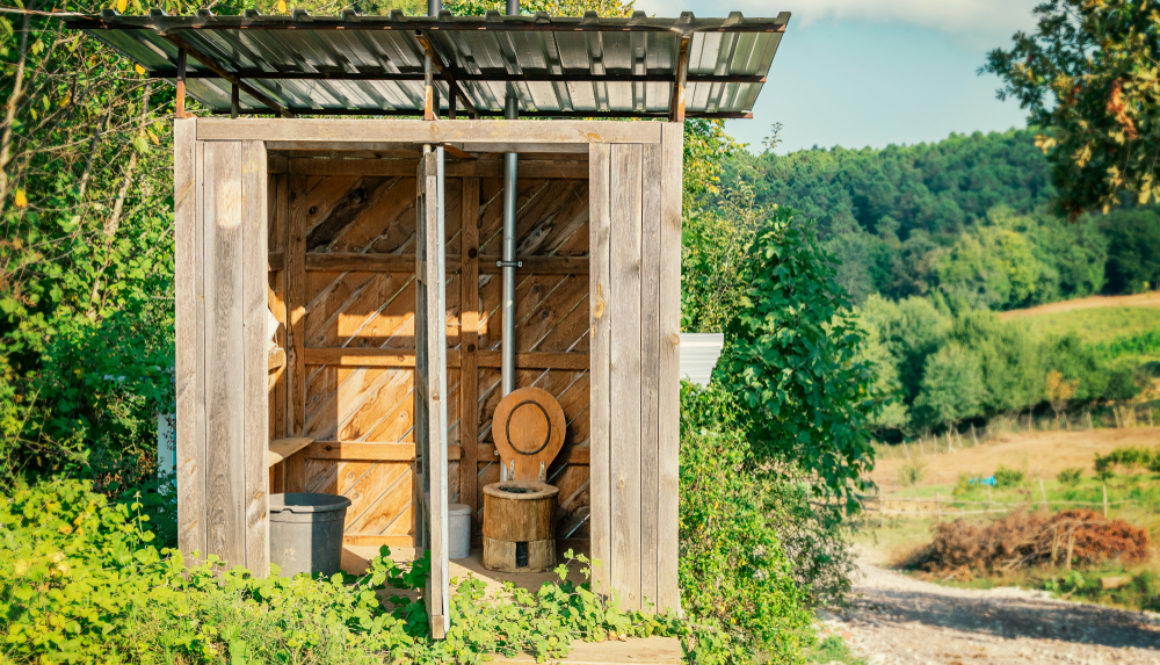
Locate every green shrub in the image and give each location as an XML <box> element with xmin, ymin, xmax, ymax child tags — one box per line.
<box><xmin>1</xmin><ymin>478</ymin><xmax>700</xmax><ymax>665</ymax></box>
<box><xmin>993</xmin><ymin>465</ymin><xmax>1025</xmax><ymax>487</ymax></box>
<box><xmin>1095</xmin><ymin>444</ymin><xmax>1160</xmax><ymax>476</ymax></box>
<box><xmin>898</xmin><ymin>459</ymin><xmax>925</xmax><ymax>487</ymax></box>
<box><xmin>1057</xmin><ymin>467</ymin><xmax>1084</xmax><ymax>485</ymax></box>
<box><xmin>678</xmin><ymin>383</ymin><xmax>820</xmax><ymax>665</ymax></box>
<box><xmin>1042</xmin><ymin>569</ymin><xmax>1160</xmax><ymax>612</ymax></box>
<box><xmin>715</xmin><ymin>210</ymin><xmax>878</xmax><ymax>510</ymax></box>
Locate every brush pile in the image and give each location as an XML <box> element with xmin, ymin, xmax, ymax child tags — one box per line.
<box><xmin>908</xmin><ymin>509</ymin><xmax>1149</xmax><ymax>577</ymax></box>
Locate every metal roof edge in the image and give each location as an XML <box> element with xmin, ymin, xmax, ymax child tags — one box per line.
<box><xmin>64</xmin><ymin>9</ymin><xmax>790</xmax><ymax>35</ymax></box>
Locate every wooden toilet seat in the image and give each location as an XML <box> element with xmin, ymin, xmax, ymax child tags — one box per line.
<box><xmin>491</xmin><ymin>387</ymin><xmax>566</xmax><ymax>482</ymax></box>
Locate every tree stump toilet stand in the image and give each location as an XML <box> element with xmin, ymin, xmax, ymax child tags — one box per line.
<box><xmin>482</xmin><ymin>386</ymin><xmax>567</xmax><ymax>572</ymax></box>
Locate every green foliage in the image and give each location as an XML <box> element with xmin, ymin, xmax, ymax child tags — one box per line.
<box><xmin>715</xmin><ymin>129</ymin><xmax>1055</xmax><ymax>245</ymax></box>
<box><xmin>1057</xmin><ymin>467</ymin><xmax>1084</xmax><ymax>485</ymax></box>
<box><xmin>678</xmin><ymin>383</ymin><xmax>841</xmax><ymax>664</ymax></box>
<box><xmin>1</xmin><ymin>478</ymin><xmax>703</xmax><ymax>665</ymax></box>
<box><xmin>443</xmin><ymin>0</ymin><xmax>632</xmax><ymax>18</ymax></box>
<box><xmin>680</xmin><ymin>160</ymin><xmax>770</xmax><ymax>332</ymax></box>
<box><xmin>859</xmin><ymin>295</ymin><xmax>949</xmax><ymax>407</ymax></box>
<box><xmin>714</xmin><ymin>210</ymin><xmax>878</xmax><ymax>509</ymax></box>
<box><xmin>1042</xmin><ymin>569</ymin><xmax>1160</xmax><ymax>612</ymax></box>
<box><xmin>805</xmin><ymin>635</ymin><xmax>866</xmax><ymax>665</ymax></box>
<box><xmin>983</xmin><ymin>0</ymin><xmax>1160</xmax><ymax>215</ymax></box>
<box><xmin>704</xmin><ymin>129</ymin><xmax>1160</xmax><ymax>310</ymax></box>
<box><xmin>949</xmin><ymin>308</ymin><xmax>1043</xmax><ymax>418</ymax></box>
<box><xmin>1094</xmin><ymin>444</ymin><xmax>1160</xmax><ymax>475</ymax></box>
<box><xmin>858</xmin><ymin>294</ymin><xmax>1146</xmax><ymax>435</ymax></box>
<box><xmin>898</xmin><ymin>459</ymin><xmax>925</xmax><ymax>487</ymax></box>
<box><xmin>912</xmin><ymin>343</ymin><xmax>984</xmax><ymax>429</ymax></box>
<box><xmin>1099</xmin><ymin>207</ymin><xmax>1160</xmax><ymax>293</ymax></box>
<box><xmin>992</xmin><ymin>465</ymin><xmax>1025</xmax><ymax>488</ymax></box>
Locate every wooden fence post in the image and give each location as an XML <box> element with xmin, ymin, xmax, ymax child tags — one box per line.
<box><xmin>1039</xmin><ymin>478</ymin><xmax>1049</xmax><ymax>514</ymax></box>
<box><xmin>1102</xmin><ymin>483</ymin><xmax>1109</xmax><ymax>518</ymax></box>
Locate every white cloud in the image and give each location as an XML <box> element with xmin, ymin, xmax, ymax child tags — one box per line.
<box><xmin>634</xmin><ymin>0</ymin><xmax>1040</xmax><ymax>39</ymax></box>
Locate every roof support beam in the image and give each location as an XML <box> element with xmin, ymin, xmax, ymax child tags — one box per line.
<box><xmin>416</xmin><ymin>31</ymin><xmax>479</xmax><ymax>118</ymax></box>
<box><xmin>424</xmin><ymin>49</ymin><xmax>436</xmax><ymax>120</ymax></box>
<box><xmin>159</xmin><ymin>31</ymin><xmax>293</xmax><ymax>118</ymax></box>
<box><xmin>175</xmin><ymin>47</ymin><xmax>188</xmax><ymax>118</ymax></box>
<box><xmin>669</xmin><ymin>35</ymin><xmax>690</xmax><ymax>123</ymax></box>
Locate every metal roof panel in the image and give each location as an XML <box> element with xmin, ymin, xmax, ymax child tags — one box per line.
<box><xmin>67</xmin><ymin>10</ymin><xmax>788</xmax><ymax>119</ymax></box>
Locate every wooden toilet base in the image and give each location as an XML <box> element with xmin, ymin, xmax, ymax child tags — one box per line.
<box><xmin>482</xmin><ymin>536</ymin><xmax>556</xmax><ymax>573</ymax></box>
<box><xmin>482</xmin><ymin>480</ymin><xmax>559</xmax><ymax>572</ymax></box>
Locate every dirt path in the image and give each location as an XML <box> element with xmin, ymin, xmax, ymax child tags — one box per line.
<box><xmin>819</xmin><ymin>560</ymin><xmax>1160</xmax><ymax>664</ymax></box>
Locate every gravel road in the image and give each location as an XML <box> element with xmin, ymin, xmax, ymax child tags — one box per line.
<box><xmin>818</xmin><ymin>561</ymin><xmax>1160</xmax><ymax>664</ymax></box>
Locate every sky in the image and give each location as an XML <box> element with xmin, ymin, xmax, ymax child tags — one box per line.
<box><xmin>633</xmin><ymin>0</ymin><xmax>1041</xmax><ymax>154</ymax></box>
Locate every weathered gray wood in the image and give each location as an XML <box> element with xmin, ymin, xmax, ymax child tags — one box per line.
<box><xmin>638</xmin><ymin>141</ymin><xmax>662</xmax><ymax>607</ymax></box>
<box><xmin>287</xmin><ymin>157</ymin><xmax>587</xmax><ymax>179</ymax></box>
<box><xmin>174</xmin><ymin>118</ymin><xmax>205</xmax><ymax>557</ymax></box>
<box><xmin>286</xmin><ymin>175</ymin><xmax>307</xmax><ymax>440</ymax></box>
<box><xmin>270</xmin><ymin>174</ymin><xmax>289</xmax><ymax>448</ymax></box>
<box><xmin>414</xmin><ymin>156</ymin><xmax>430</xmax><ymax>556</ymax></box>
<box><xmin>197</xmin><ymin>118</ymin><xmax>662</xmax><ymax>145</ymax></box>
<box><xmin>426</xmin><ymin>147</ymin><xmax>450</xmax><ymax>639</ymax></box>
<box><xmin>459</xmin><ymin>176</ymin><xmax>480</xmax><ymax>523</ymax></box>
<box><xmin>587</xmin><ymin>142</ymin><xmax>613</xmax><ymax>596</ymax></box>
<box><xmin>414</xmin><ymin>149</ymin><xmax>450</xmax><ymax>638</ymax></box>
<box><xmin>270</xmin><ymin>141</ymin><xmax>589</xmax><ymax>154</ymax></box>
<box><xmin>609</xmin><ymin>143</ymin><xmax>643</xmax><ymax>610</ymax></box>
<box><xmin>656</xmin><ymin>123</ymin><xmax>684</xmax><ymax>612</ymax></box>
<box><xmin>202</xmin><ymin>140</ymin><xmax>245</xmax><ymax>566</ymax></box>
<box><xmin>241</xmin><ymin>140</ymin><xmax>270</xmax><ymax>574</ymax></box>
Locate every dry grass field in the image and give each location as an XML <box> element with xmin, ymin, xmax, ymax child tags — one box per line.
<box><xmin>873</xmin><ymin>426</ymin><xmax>1160</xmax><ymax>492</ymax></box>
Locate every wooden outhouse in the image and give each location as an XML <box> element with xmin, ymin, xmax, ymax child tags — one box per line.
<box><xmin>72</xmin><ymin>8</ymin><xmax>788</xmax><ymax>635</ymax></box>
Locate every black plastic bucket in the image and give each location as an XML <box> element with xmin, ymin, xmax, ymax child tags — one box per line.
<box><xmin>269</xmin><ymin>492</ymin><xmax>352</xmax><ymax>577</ymax></box>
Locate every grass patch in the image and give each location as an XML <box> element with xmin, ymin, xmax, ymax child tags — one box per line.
<box><xmin>805</xmin><ymin>634</ymin><xmax>865</xmax><ymax>665</ymax></box>
<box><xmin>1018</xmin><ymin>306</ymin><xmax>1160</xmax><ymax>345</ymax></box>
<box><xmin>1016</xmin><ymin>306</ymin><xmax>1160</xmax><ymax>366</ymax></box>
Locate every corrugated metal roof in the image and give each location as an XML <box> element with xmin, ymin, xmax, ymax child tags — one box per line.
<box><xmin>66</xmin><ymin>9</ymin><xmax>788</xmax><ymax>119</ymax></box>
<box><xmin>679</xmin><ymin>333</ymin><xmax>725</xmax><ymax>387</ymax></box>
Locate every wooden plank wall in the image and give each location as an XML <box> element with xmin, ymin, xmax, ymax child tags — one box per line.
<box><xmin>269</xmin><ymin>155</ymin><xmax>592</xmax><ymax>551</ymax></box>
<box><xmin>174</xmin><ymin>125</ymin><xmax>270</xmax><ymax>571</ymax></box>
<box><xmin>175</xmin><ymin>121</ymin><xmax>678</xmax><ymax>607</ymax></box>
<box><xmin>587</xmin><ymin>125</ymin><xmax>683</xmax><ymax>613</ymax></box>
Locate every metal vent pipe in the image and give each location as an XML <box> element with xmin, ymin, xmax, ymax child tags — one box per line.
<box><xmin>500</xmin><ymin>0</ymin><xmax>520</xmax><ymax>396</ymax></box>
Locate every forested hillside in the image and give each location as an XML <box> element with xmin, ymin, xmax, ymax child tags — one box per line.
<box><xmin>706</xmin><ymin>130</ymin><xmax>1160</xmax><ymax>308</ymax></box>
<box><xmin>720</xmin><ymin>129</ymin><xmax>1056</xmax><ymax>240</ymax></box>
<box><xmin>686</xmin><ymin>129</ymin><xmax>1160</xmax><ymax>439</ymax></box>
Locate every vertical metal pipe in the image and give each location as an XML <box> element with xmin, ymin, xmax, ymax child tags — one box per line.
<box><xmin>501</xmin><ymin>95</ymin><xmax>518</xmax><ymax>396</ymax></box>
<box><xmin>428</xmin><ymin>0</ymin><xmax>441</xmax><ymax>15</ymax></box>
<box><xmin>500</xmin><ymin>0</ymin><xmax>520</xmax><ymax>396</ymax></box>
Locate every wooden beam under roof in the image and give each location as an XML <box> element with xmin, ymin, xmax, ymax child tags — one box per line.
<box><xmin>158</xmin><ymin>31</ymin><xmax>293</xmax><ymax>118</ymax></box>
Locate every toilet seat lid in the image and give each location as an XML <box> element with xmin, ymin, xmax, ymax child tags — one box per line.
<box><xmin>492</xmin><ymin>387</ymin><xmax>566</xmax><ymax>482</ymax></box>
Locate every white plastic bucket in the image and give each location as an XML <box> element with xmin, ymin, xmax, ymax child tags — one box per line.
<box><xmin>449</xmin><ymin>502</ymin><xmax>471</xmax><ymax>559</ymax></box>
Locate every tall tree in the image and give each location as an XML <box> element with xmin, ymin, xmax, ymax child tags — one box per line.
<box><xmin>983</xmin><ymin>0</ymin><xmax>1160</xmax><ymax>215</ymax></box>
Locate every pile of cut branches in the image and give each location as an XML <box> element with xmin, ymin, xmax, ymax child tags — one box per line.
<box><xmin>907</xmin><ymin>510</ymin><xmax>1149</xmax><ymax>577</ymax></box>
